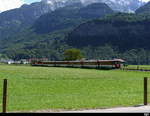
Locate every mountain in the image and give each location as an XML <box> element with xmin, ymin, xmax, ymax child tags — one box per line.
<box><xmin>78</xmin><ymin>3</ymin><xmax>114</xmax><ymax>18</ymax></box>
<box><xmin>0</xmin><ymin>0</ymin><xmax>145</xmax><ymax>40</ymax></box>
<box><xmin>136</xmin><ymin>1</ymin><xmax>150</xmax><ymax>14</ymax></box>
<box><xmin>0</xmin><ymin>0</ymin><xmax>85</xmax><ymax>40</ymax></box>
<box><xmin>41</xmin><ymin>0</ymin><xmax>82</xmax><ymax>10</ymax></box>
<box><xmin>0</xmin><ymin>1</ymin><xmax>53</xmax><ymax>39</ymax></box>
<box><xmin>33</xmin><ymin>3</ymin><xmax>114</xmax><ymax>34</ymax></box>
<box><xmin>42</xmin><ymin>0</ymin><xmax>145</xmax><ymax>13</ymax></box>
<box><xmin>3</xmin><ymin>13</ymin><xmax>150</xmax><ymax>64</ymax></box>
<box><xmin>80</xmin><ymin>0</ymin><xmax>145</xmax><ymax>12</ymax></box>
<box><xmin>0</xmin><ymin>2</ymin><xmax>114</xmax><ymax>59</ymax></box>
<box><xmin>0</xmin><ymin>0</ymin><xmax>149</xmax><ymax>63</ymax></box>
<box><xmin>66</xmin><ymin>13</ymin><xmax>150</xmax><ymax>51</ymax></box>
<box><xmin>0</xmin><ymin>0</ymin><xmax>114</xmax><ymax>39</ymax></box>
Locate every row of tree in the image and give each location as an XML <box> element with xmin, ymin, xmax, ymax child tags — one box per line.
<box><xmin>1</xmin><ymin>44</ymin><xmax>150</xmax><ymax>65</ymax></box>
<box><xmin>82</xmin><ymin>45</ymin><xmax>150</xmax><ymax>65</ymax></box>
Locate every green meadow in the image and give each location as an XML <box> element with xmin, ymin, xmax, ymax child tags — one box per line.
<box><xmin>123</xmin><ymin>65</ymin><xmax>150</xmax><ymax>70</ymax></box>
<box><xmin>0</xmin><ymin>65</ymin><xmax>149</xmax><ymax>112</ymax></box>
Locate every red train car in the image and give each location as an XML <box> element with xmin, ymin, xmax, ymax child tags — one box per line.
<box><xmin>31</xmin><ymin>59</ymin><xmax>125</xmax><ymax>69</ymax></box>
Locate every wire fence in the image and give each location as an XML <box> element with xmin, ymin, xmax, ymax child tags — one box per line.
<box><xmin>0</xmin><ymin>77</ymin><xmax>150</xmax><ymax>113</ymax></box>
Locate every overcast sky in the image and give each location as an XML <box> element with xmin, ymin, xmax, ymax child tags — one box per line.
<box><xmin>24</xmin><ymin>0</ymin><xmax>41</xmax><ymax>4</ymax></box>
<box><xmin>137</xmin><ymin>0</ymin><xmax>149</xmax><ymax>1</ymax></box>
<box><xmin>0</xmin><ymin>0</ymin><xmax>149</xmax><ymax>12</ymax></box>
<box><xmin>0</xmin><ymin>0</ymin><xmax>41</xmax><ymax>12</ymax></box>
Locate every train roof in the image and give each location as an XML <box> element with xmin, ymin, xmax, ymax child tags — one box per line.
<box><xmin>40</xmin><ymin>59</ymin><xmax>125</xmax><ymax>63</ymax></box>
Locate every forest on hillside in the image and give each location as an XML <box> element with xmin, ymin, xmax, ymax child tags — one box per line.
<box><xmin>1</xmin><ymin>1</ymin><xmax>150</xmax><ymax>65</ymax></box>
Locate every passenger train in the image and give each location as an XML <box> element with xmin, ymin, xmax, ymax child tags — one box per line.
<box><xmin>31</xmin><ymin>59</ymin><xmax>125</xmax><ymax>69</ymax></box>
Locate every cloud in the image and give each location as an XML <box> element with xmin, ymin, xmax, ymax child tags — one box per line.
<box><xmin>0</xmin><ymin>0</ymin><xmax>149</xmax><ymax>12</ymax></box>
<box><xmin>0</xmin><ymin>0</ymin><xmax>24</xmax><ymax>12</ymax></box>
<box><xmin>142</xmin><ymin>0</ymin><xmax>149</xmax><ymax>2</ymax></box>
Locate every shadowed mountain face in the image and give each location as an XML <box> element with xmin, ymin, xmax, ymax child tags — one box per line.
<box><xmin>42</xmin><ymin>0</ymin><xmax>145</xmax><ymax>12</ymax></box>
<box><xmin>0</xmin><ymin>0</ymin><xmax>145</xmax><ymax>40</ymax></box>
<box><xmin>81</xmin><ymin>0</ymin><xmax>145</xmax><ymax>12</ymax></box>
<box><xmin>0</xmin><ymin>0</ymin><xmax>82</xmax><ymax>39</ymax></box>
<box><xmin>66</xmin><ymin>13</ymin><xmax>150</xmax><ymax>51</ymax></box>
<box><xmin>0</xmin><ymin>2</ymin><xmax>114</xmax><ymax>54</ymax></box>
<box><xmin>0</xmin><ymin>0</ymin><xmax>149</xmax><ymax>61</ymax></box>
<box><xmin>0</xmin><ymin>1</ymin><xmax>53</xmax><ymax>39</ymax></box>
<box><xmin>33</xmin><ymin>3</ymin><xmax>114</xmax><ymax>34</ymax></box>
<box><xmin>136</xmin><ymin>1</ymin><xmax>150</xmax><ymax>14</ymax></box>
<box><xmin>0</xmin><ymin>0</ymin><xmax>114</xmax><ymax>39</ymax></box>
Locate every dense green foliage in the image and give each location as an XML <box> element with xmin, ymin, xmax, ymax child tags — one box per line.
<box><xmin>0</xmin><ymin>3</ymin><xmax>114</xmax><ymax>61</ymax></box>
<box><xmin>64</xmin><ymin>13</ymin><xmax>150</xmax><ymax>64</ymax></box>
<box><xmin>67</xmin><ymin>13</ymin><xmax>150</xmax><ymax>51</ymax></box>
<box><xmin>1</xmin><ymin>2</ymin><xmax>150</xmax><ymax>64</ymax></box>
<box><xmin>64</xmin><ymin>48</ymin><xmax>83</xmax><ymax>61</ymax></box>
<box><xmin>81</xmin><ymin>45</ymin><xmax>150</xmax><ymax>65</ymax></box>
<box><xmin>0</xmin><ymin>29</ymin><xmax>70</xmax><ymax>60</ymax></box>
<box><xmin>2</xmin><ymin>13</ymin><xmax>150</xmax><ymax>65</ymax></box>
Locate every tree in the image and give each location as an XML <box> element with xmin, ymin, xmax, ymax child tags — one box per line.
<box><xmin>64</xmin><ymin>48</ymin><xmax>83</xmax><ymax>61</ymax></box>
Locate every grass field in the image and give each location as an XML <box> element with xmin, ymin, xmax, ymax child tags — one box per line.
<box><xmin>0</xmin><ymin>65</ymin><xmax>150</xmax><ymax>112</ymax></box>
<box><xmin>123</xmin><ymin>65</ymin><xmax>150</xmax><ymax>70</ymax></box>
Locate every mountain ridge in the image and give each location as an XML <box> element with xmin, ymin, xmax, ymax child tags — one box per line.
<box><xmin>0</xmin><ymin>0</ymin><xmax>150</xmax><ymax>63</ymax></box>
<box><xmin>136</xmin><ymin>1</ymin><xmax>150</xmax><ymax>14</ymax></box>
<box><xmin>32</xmin><ymin>2</ymin><xmax>114</xmax><ymax>34</ymax></box>
<box><xmin>41</xmin><ymin>0</ymin><xmax>145</xmax><ymax>12</ymax></box>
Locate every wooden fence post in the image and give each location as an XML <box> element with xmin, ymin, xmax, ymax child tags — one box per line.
<box><xmin>144</xmin><ymin>77</ymin><xmax>148</xmax><ymax>105</ymax></box>
<box><xmin>2</xmin><ymin>79</ymin><xmax>7</xmax><ymax>113</ymax></box>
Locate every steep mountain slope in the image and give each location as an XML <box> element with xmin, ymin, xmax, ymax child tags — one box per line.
<box><xmin>43</xmin><ymin>0</ymin><xmax>145</xmax><ymax>12</ymax></box>
<box><xmin>66</xmin><ymin>13</ymin><xmax>150</xmax><ymax>51</ymax></box>
<box><xmin>3</xmin><ymin>13</ymin><xmax>150</xmax><ymax>63</ymax></box>
<box><xmin>0</xmin><ymin>0</ymin><xmax>145</xmax><ymax>40</ymax></box>
<box><xmin>0</xmin><ymin>3</ymin><xmax>114</xmax><ymax>59</ymax></box>
<box><xmin>33</xmin><ymin>3</ymin><xmax>114</xmax><ymax>34</ymax></box>
<box><xmin>41</xmin><ymin>0</ymin><xmax>82</xmax><ymax>10</ymax></box>
<box><xmin>0</xmin><ymin>0</ymin><xmax>148</xmax><ymax>62</ymax></box>
<box><xmin>78</xmin><ymin>3</ymin><xmax>114</xmax><ymax>18</ymax></box>
<box><xmin>0</xmin><ymin>1</ymin><xmax>53</xmax><ymax>39</ymax></box>
<box><xmin>0</xmin><ymin>0</ymin><xmax>83</xmax><ymax>40</ymax></box>
<box><xmin>80</xmin><ymin>0</ymin><xmax>144</xmax><ymax>12</ymax></box>
<box><xmin>136</xmin><ymin>1</ymin><xmax>150</xmax><ymax>14</ymax></box>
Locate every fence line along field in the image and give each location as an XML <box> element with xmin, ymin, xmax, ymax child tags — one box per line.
<box><xmin>0</xmin><ymin>64</ymin><xmax>149</xmax><ymax>112</ymax></box>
